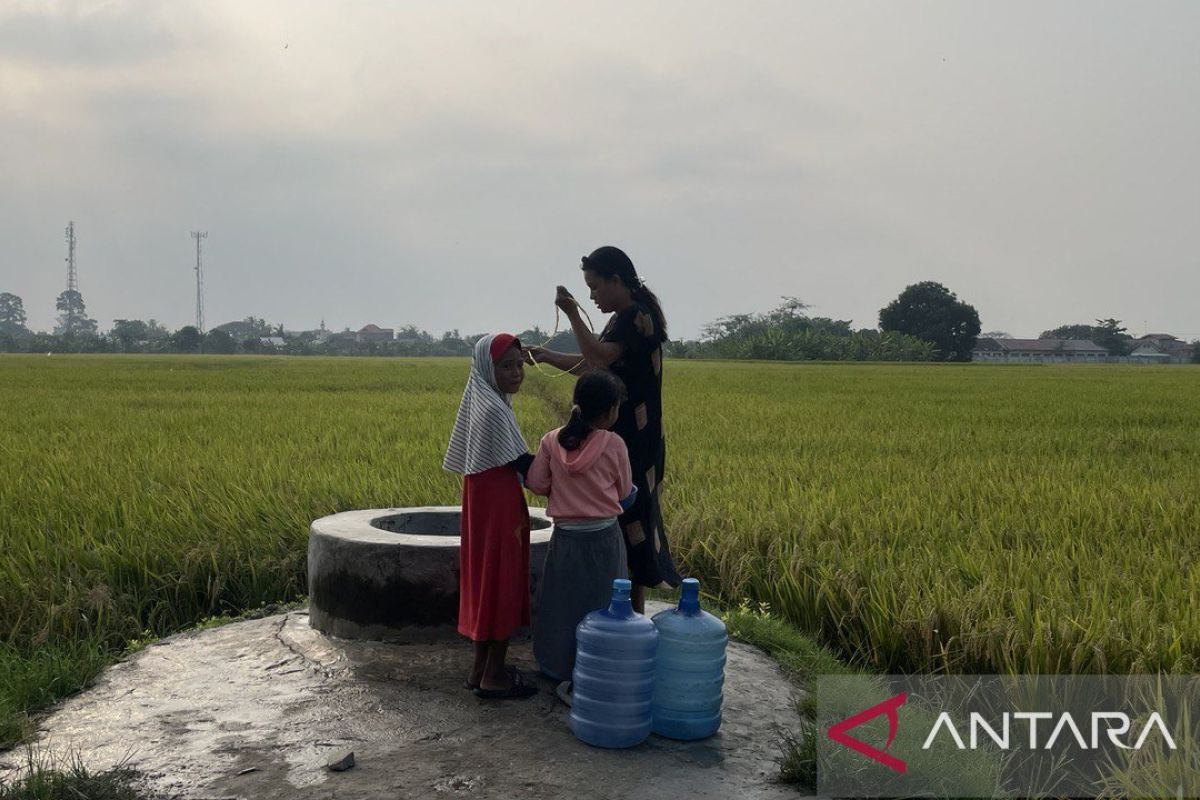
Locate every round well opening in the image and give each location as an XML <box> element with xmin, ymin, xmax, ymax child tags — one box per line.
<box><xmin>369</xmin><ymin>511</ymin><xmax>551</xmax><ymax>536</ymax></box>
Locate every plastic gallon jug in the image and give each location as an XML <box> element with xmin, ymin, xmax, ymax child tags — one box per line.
<box><xmin>569</xmin><ymin>578</ymin><xmax>659</xmax><ymax>748</ymax></box>
<box><xmin>650</xmin><ymin>578</ymin><xmax>728</xmax><ymax>740</ymax></box>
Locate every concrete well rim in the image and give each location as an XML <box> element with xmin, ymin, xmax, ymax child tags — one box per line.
<box><xmin>310</xmin><ymin>505</ymin><xmax>556</xmax><ymax>547</ymax></box>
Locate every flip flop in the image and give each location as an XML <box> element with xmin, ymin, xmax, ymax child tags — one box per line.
<box><xmin>473</xmin><ymin>670</ymin><xmax>538</xmax><ymax>700</ymax></box>
<box><xmin>555</xmin><ymin>680</ymin><xmax>573</xmax><ymax>707</ymax></box>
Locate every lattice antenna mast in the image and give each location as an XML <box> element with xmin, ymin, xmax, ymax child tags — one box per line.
<box><xmin>65</xmin><ymin>221</ymin><xmax>78</xmax><ymax>292</ymax></box>
<box><xmin>63</xmin><ymin>221</ymin><xmax>80</xmax><ymax>331</ymax></box>
<box><xmin>191</xmin><ymin>231</ymin><xmax>207</xmax><ymax>334</ymax></box>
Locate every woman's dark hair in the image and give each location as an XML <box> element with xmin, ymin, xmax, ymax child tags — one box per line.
<box><xmin>580</xmin><ymin>245</ymin><xmax>668</xmax><ymax>342</ymax></box>
<box><xmin>558</xmin><ymin>370</ymin><xmax>627</xmax><ymax>452</ymax></box>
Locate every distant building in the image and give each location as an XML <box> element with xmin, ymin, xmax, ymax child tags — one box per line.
<box><xmin>289</xmin><ymin>320</ymin><xmax>332</xmax><ymax>344</ymax></box>
<box><xmin>1130</xmin><ymin>334</ymin><xmax>1193</xmax><ymax>363</ymax></box>
<box><xmin>973</xmin><ymin>338</ymin><xmax>1108</xmax><ymax>363</ymax></box>
<box><xmin>313</xmin><ymin>319</ymin><xmax>331</xmax><ymax>344</ymax></box>
<box><xmin>356</xmin><ymin>324</ymin><xmax>394</xmax><ymax>343</ymax></box>
<box><xmin>260</xmin><ymin>336</ymin><xmax>287</xmax><ymax>348</ymax></box>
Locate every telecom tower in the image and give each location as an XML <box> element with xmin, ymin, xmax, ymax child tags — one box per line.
<box><xmin>65</xmin><ymin>221</ymin><xmax>78</xmax><ymax>292</ymax></box>
<box><xmin>64</xmin><ymin>221</ymin><xmax>79</xmax><ymax>330</ymax></box>
<box><xmin>191</xmin><ymin>231</ymin><xmax>207</xmax><ymax>334</ymax></box>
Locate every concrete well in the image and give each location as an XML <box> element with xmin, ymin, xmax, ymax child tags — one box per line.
<box><xmin>307</xmin><ymin>506</ymin><xmax>554</xmax><ymax>642</ymax></box>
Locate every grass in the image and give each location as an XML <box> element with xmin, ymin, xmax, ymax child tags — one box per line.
<box><xmin>0</xmin><ymin>752</ymin><xmax>149</xmax><ymax>800</ymax></box>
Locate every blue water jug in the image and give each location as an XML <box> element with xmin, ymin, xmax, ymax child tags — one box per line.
<box><xmin>569</xmin><ymin>579</ymin><xmax>659</xmax><ymax>748</ymax></box>
<box><xmin>650</xmin><ymin>578</ymin><xmax>728</xmax><ymax>740</ymax></box>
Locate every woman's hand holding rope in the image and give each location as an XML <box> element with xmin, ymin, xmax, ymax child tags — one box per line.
<box><xmin>554</xmin><ymin>285</ymin><xmax>576</xmax><ymax>312</ymax></box>
<box><xmin>523</xmin><ymin>287</ymin><xmax>593</xmax><ymax>377</ymax></box>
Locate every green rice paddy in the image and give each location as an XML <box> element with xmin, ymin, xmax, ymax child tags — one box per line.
<box><xmin>2</xmin><ymin>355</ymin><xmax>1198</xmax><ymax>747</ymax></box>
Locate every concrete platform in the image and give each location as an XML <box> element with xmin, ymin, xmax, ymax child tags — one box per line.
<box><xmin>2</xmin><ymin>603</ymin><xmax>811</xmax><ymax>799</ymax></box>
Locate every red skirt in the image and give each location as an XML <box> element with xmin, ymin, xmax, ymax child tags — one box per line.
<box><xmin>458</xmin><ymin>465</ymin><xmax>530</xmax><ymax>641</ymax></box>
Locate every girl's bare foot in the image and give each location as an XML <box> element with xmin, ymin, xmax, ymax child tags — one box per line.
<box><xmin>475</xmin><ymin>668</ymin><xmax>537</xmax><ymax>699</ymax></box>
<box><xmin>466</xmin><ymin>664</ymin><xmax>525</xmax><ymax>691</ymax></box>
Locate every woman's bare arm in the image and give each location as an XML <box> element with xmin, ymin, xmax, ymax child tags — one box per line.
<box><xmin>557</xmin><ymin>286</ymin><xmax>622</xmax><ymax>368</ymax></box>
<box><xmin>527</xmin><ymin>347</ymin><xmax>590</xmax><ymax>374</ymax></box>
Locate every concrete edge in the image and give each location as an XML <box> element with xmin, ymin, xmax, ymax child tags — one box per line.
<box><xmin>310</xmin><ymin>506</ymin><xmax>556</xmax><ymax>547</ymax></box>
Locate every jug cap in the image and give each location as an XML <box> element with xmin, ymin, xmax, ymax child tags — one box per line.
<box><xmin>609</xmin><ymin>578</ymin><xmax>635</xmax><ymax>616</ymax></box>
<box><xmin>679</xmin><ymin>578</ymin><xmax>701</xmax><ymax>613</ymax></box>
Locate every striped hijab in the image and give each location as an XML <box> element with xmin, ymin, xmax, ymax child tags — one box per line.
<box><xmin>443</xmin><ymin>333</ymin><xmax>529</xmax><ymax>475</ymax></box>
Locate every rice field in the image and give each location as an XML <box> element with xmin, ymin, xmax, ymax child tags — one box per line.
<box><xmin>664</xmin><ymin>361</ymin><xmax>1200</xmax><ymax>675</ymax></box>
<box><xmin>1</xmin><ymin>354</ymin><xmax>1198</xmax><ymax>746</ymax></box>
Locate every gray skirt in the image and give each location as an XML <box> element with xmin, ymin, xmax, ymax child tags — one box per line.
<box><xmin>533</xmin><ymin>519</ymin><xmax>629</xmax><ymax>681</ymax></box>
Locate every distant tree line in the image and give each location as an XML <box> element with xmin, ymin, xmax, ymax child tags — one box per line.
<box><xmin>0</xmin><ymin>290</ymin><xmax>582</xmax><ymax>356</ymax></box>
<box><xmin>678</xmin><ymin>283</ymin><xmax>1197</xmax><ymax>364</ymax></box>
<box><xmin>671</xmin><ymin>282</ymin><xmax>983</xmax><ymax>362</ymax></box>
<box><xmin>1039</xmin><ymin>319</ymin><xmax>1132</xmax><ymax>356</ymax></box>
<box><xmin>666</xmin><ymin>297</ymin><xmax>938</xmax><ymax>362</ymax></box>
<box><xmin>3</xmin><ymin>285</ymin><xmax>1195</xmax><ymax>363</ymax></box>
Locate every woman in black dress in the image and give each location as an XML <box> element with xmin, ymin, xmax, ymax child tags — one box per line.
<box><xmin>526</xmin><ymin>246</ymin><xmax>681</xmax><ymax>613</ymax></box>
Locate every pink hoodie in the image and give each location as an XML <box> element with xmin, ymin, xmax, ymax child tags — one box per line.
<box><xmin>526</xmin><ymin>428</ymin><xmax>633</xmax><ymax>520</ymax></box>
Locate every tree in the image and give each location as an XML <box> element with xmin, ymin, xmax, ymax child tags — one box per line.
<box><xmin>395</xmin><ymin>324</ymin><xmax>432</xmax><ymax>343</ymax></box>
<box><xmin>54</xmin><ymin>290</ymin><xmax>98</xmax><ymax>336</ymax></box>
<box><xmin>0</xmin><ymin>292</ymin><xmax>29</xmax><ymax>336</ymax></box>
<box><xmin>110</xmin><ymin>319</ymin><xmax>151</xmax><ymax>351</ymax></box>
<box><xmin>1040</xmin><ymin>324</ymin><xmax>1099</xmax><ymax>340</ymax></box>
<box><xmin>981</xmin><ymin>330</ymin><xmax>1011</xmax><ymax>339</ymax></box>
<box><xmin>239</xmin><ymin>317</ymin><xmax>273</xmax><ymax>338</ymax></box>
<box><xmin>170</xmin><ymin>326</ymin><xmax>202</xmax><ymax>353</ymax></box>
<box><xmin>685</xmin><ymin>297</ymin><xmax>933</xmax><ymax>362</ymax></box>
<box><xmin>878</xmin><ymin>282</ymin><xmax>981</xmax><ymax>362</ymax></box>
<box><xmin>203</xmin><ymin>328</ymin><xmax>237</xmax><ymax>354</ymax></box>
<box><xmin>1192</xmin><ymin>342</ymin><xmax>1200</xmax><ymax>365</ymax></box>
<box><xmin>1039</xmin><ymin>321</ymin><xmax>1130</xmax><ymax>355</ymax></box>
<box><xmin>701</xmin><ymin>297</ymin><xmax>827</xmax><ymax>341</ymax></box>
<box><xmin>144</xmin><ymin>319</ymin><xmax>170</xmax><ymax>340</ymax></box>
<box><xmin>1091</xmin><ymin>318</ymin><xmax>1132</xmax><ymax>356</ymax></box>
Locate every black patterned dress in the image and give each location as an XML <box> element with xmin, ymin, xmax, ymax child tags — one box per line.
<box><xmin>600</xmin><ymin>303</ymin><xmax>681</xmax><ymax>588</ymax></box>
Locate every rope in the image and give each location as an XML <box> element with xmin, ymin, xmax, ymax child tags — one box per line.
<box><xmin>528</xmin><ymin>300</ymin><xmax>596</xmax><ymax>378</ymax></box>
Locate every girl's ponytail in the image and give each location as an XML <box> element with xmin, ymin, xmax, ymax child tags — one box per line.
<box><xmin>557</xmin><ymin>371</ymin><xmax>627</xmax><ymax>452</ymax></box>
<box><xmin>557</xmin><ymin>405</ymin><xmax>590</xmax><ymax>452</ymax></box>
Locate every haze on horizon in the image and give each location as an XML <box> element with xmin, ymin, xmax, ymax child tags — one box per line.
<box><xmin>2</xmin><ymin>1</ymin><xmax>1198</xmax><ymax>341</ymax></box>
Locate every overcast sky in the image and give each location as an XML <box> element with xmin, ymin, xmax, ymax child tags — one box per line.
<box><xmin>2</xmin><ymin>1</ymin><xmax>1198</xmax><ymax>339</ymax></box>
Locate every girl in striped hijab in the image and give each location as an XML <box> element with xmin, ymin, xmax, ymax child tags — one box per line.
<box><xmin>443</xmin><ymin>333</ymin><xmax>538</xmax><ymax>699</ymax></box>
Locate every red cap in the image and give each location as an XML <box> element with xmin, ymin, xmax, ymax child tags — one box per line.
<box><xmin>489</xmin><ymin>333</ymin><xmax>521</xmax><ymax>362</ymax></box>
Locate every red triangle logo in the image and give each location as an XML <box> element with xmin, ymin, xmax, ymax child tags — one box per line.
<box><xmin>827</xmin><ymin>692</ymin><xmax>908</xmax><ymax>774</ymax></box>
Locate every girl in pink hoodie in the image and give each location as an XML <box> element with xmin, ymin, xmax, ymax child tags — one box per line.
<box><xmin>525</xmin><ymin>370</ymin><xmax>638</xmax><ymax>683</ymax></box>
